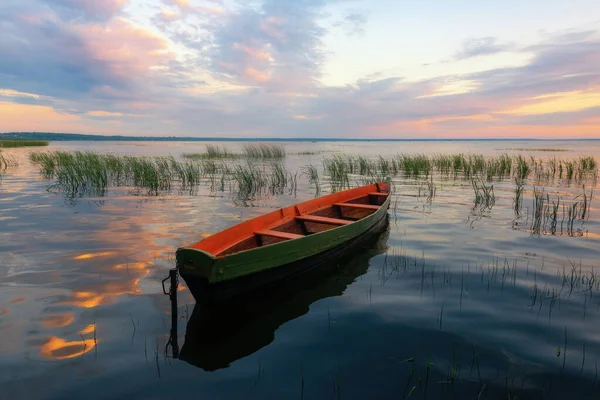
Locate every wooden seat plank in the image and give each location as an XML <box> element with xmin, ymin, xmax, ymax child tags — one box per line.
<box><xmin>295</xmin><ymin>215</ymin><xmax>352</xmax><ymax>226</ymax></box>
<box><xmin>333</xmin><ymin>203</ymin><xmax>380</xmax><ymax>210</ymax></box>
<box><xmin>255</xmin><ymin>230</ymin><xmax>304</xmax><ymax>240</ymax></box>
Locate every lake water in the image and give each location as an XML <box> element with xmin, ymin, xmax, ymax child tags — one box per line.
<box><xmin>1</xmin><ymin>140</ymin><xmax>600</xmax><ymax>399</ymax></box>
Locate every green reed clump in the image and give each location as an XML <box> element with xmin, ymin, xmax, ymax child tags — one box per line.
<box><xmin>0</xmin><ymin>149</ymin><xmax>18</xmax><ymax>171</ymax></box>
<box><xmin>357</xmin><ymin>156</ymin><xmax>374</xmax><ymax>175</ymax></box>
<box><xmin>242</xmin><ymin>143</ymin><xmax>286</xmax><ymax>159</ymax></box>
<box><xmin>471</xmin><ymin>178</ymin><xmax>495</xmax><ymax>209</ymax></box>
<box><xmin>233</xmin><ymin>163</ymin><xmax>264</xmax><ymax>198</ymax></box>
<box><xmin>302</xmin><ymin>164</ymin><xmax>321</xmax><ymax>195</ymax></box>
<box><xmin>323</xmin><ymin>155</ymin><xmax>350</xmax><ymax>192</ymax></box>
<box><xmin>579</xmin><ymin>156</ymin><xmax>596</xmax><ymax>171</ymax></box>
<box><xmin>29</xmin><ymin>151</ymin><xmax>194</xmax><ymax>196</ymax></box>
<box><xmin>0</xmin><ymin>139</ymin><xmax>49</xmax><ymax>148</ymax></box>
<box><xmin>398</xmin><ymin>154</ymin><xmax>431</xmax><ymax>177</ymax></box>
<box><xmin>318</xmin><ymin>152</ymin><xmax>598</xmax><ymax>183</ymax></box>
<box><xmin>514</xmin><ymin>178</ymin><xmax>524</xmax><ymax>216</ymax></box>
<box><xmin>182</xmin><ymin>144</ymin><xmax>240</xmax><ymax>159</ymax></box>
<box><xmin>515</xmin><ymin>155</ymin><xmax>529</xmax><ymax>180</ymax></box>
<box><xmin>269</xmin><ymin>162</ymin><xmax>287</xmax><ymax>194</ymax></box>
<box><xmin>530</xmin><ymin>187</ymin><xmax>592</xmax><ymax>236</ymax></box>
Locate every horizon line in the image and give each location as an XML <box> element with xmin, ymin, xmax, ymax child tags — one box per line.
<box><xmin>1</xmin><ymin>132</ymin><xmax>600</xmax><ymax>141</ymax></box>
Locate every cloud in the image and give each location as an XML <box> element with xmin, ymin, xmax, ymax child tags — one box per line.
<box><xmin>333</xmin><ymin>11</ymin><xmax>368</xmax><ymax>37</ymax></box>
<box><xmin>161</xmin><ymin>0</ymin><xmax>225</xmax><ymax>16</ymax></box>
<box><xmin>455</xmin><ymin>37</ymin><xmax>511</xmax><ymax>60</ymax></box>
<box><xmin>0</xmin><ymin>0</ymin><xmax>172</xmax><ymax>100</ymax></box>
<box><xmin>0</xmin><ymin>0</ymin><xmax>598</xmax><ymax>139</ymax></box>
<box><xmin>205</xmin><ymin>0</ymin><xmax>328</xmax><ymax>91</ymax></box>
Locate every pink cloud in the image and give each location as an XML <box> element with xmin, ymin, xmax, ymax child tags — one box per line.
<box><xmin>77</xmin><ymin>18</ymin><xmax>172</xmax><ymax>82</ymax></box>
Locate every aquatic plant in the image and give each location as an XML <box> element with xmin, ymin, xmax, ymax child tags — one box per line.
<box><xmin>0</xmin><ymin>139</ymin><xmax>49</xmax><ymax>148</ymax></box>
<box><xmin>471</xmin><ymin>178</ymin><xmax>495</xmax><ymax>209</ymax></box>
<box><xmin>182</xmin><ymin>144</ymin><xmax>238</xmax><ymax>159</ymax></box>
<box><xmin>514</xmin><ymin>178</ymin><xmax>524</xmax><ymax>216</ymax></box>
<box><xmin>301</xmin><ymin>164</ymin><xmax>321</xmax><ymax>195</ymax></box>
<box><xmin>29</xmin><ymin>150</ymin><xmax>296</xmax><ymax>199</ymax></box>
<box><xmin>242</xmin><ymin>143</ymin><xmax>286</xmax><ymax>159</ymax></box>
<box><xmin>320</xmin><ymin>153</ymin><xmax>598</xmax><ymax>183</ymax></box>
<box><xmin>323</xmin><ymin>155</ymin><xmax>351</xmax><ymax>192</ymax></box>
<box><xmin>0</xmin><ymin>149</ymin><xmax>17</xmax><ymax>171</ymax></box>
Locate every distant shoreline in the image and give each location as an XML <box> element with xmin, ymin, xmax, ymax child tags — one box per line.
<box><xmin>1</xmin><ymin>132</ymin><xmax>599</xmax><ymax>142</ymax></box>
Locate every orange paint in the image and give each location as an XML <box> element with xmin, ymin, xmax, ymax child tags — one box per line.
<box><xmin>188</xmin><ymin>183</ymin><xmax>387</xmax><ymax>255</ymax></box>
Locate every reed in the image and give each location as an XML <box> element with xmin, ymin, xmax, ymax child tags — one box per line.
<box><xmin>182</xmin><ymin>144</ymin><xmax>239</xmax><ymax>159</ymax></box>
<box><xmin>0</xmin><ymin>149</ymin><xmax>18</xmax><ymax>171</ymax></box>
<box><xmin>301</xmin><ymin>164</ymin><xmax>321</xmax><ymax>195</ymax></box>
<box><xmin>515</xmin><ymin>155</ymin><xmax>529</xmax><ymax>180</ymax></box>
<box><xmin>514</xmin><ymin>178</ymin><xmax>524</xmax><ymax>216</ymax></box>
<box><xmin>323</xmin><ymin>155</ymin><xmax>350</xmax><ymax>192</ymax></box>
<box><xmin>0</xmin><ymin>139</ymin><xmax>49</xmax><ymax>148</ymax></box>
<box><xmin>242</xmin><ymin>143</ymin><xmax>286</xmax><ymax>159</ymax></box>
<box><xmin>318</xmin><ymin>153</ymin><xmax>598</xmax><ymax>183</ymax></box>
<box><xmin>397</xmin><ymin>154</ymin><xmax>431</xmax><ymax>177</ymax></box>
<box><xmin>471</xmin><ymin>178</ymin><xmax>495</xmax><ymax>209</ymax></box>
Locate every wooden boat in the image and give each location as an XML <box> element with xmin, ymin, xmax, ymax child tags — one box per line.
<box><xmin>176</xmin><ymin>180</ymin><xmax>392</xmax><ymax>303</ymax></box>
<box><xmin>178</xmin><ymin>221</ymin><xmax>390</xmax><ymax>370</ymax></box>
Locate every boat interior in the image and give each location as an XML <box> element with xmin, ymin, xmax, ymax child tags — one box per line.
<box><xmin>189</xmin><ymin>184</ymin><xmax>390</xmax><ymax>257</ymax></box>
<box><xmin>221</xmin><ymin>192</ymin><xmax>388</xmax><ymax>255</ymax></box>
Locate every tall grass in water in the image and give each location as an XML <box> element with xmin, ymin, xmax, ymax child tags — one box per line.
<box><xmin>321</xmin><ymin>153</ymin><xmax>597</xmax><ymax>182</ymax></box>
<box><xmin>182</xmin><ymin>145</ymin><xmax>236</xmax><ymax>159</ymax></box>
<box><xmin>515</xmin><ymin>155</ymin><xmax>529</xmax><ymax>180</ymax></box>
<box><xmin>471</xmin><ymin>178</ymin><xmax>495</xmax><ymax>209</ymax></box>
<box><xmin>323</xmin><ymin>155</ymin><xmax>350</xmax><ymax>192</ymax></box>
<box><xmin>0</xmin><ymin>149</ymin><xmax>18</xmax><ymax>171</ymax></box>
<box><xmin>232</xmin><ymin>162</ymin><xmax>297</xmax><ymax>199</ymax></box>
<box><xmin>513</xmin><ymin>178</ymin><xmax>524</xmax><ymax>216</ymax></box>
<box><xmin>398</xmin><ymin>154</ymin><xmax>431</xmax><ymax>177</ymax></box>
<box><xmin>301</xmin><ymin>164</ymin><xmax>321</xmax><ymax>195</ymax></box>
<box><xmin>30</xmin><ymin>151</ymin><xmax>205</xmax><ymax>196</ymax></box>
<box><xmin>0</xmin><ymin>139</ymin><xmax>49</xmax><ymax>148</ymax></box>
<box><xmin>530</xmin><ymin>186</ymin><xmax>592</xmax><ymax>236</ymax></box>
<box><xmin>242</xmin><ymin>143</ymin><xmax>286</xmax><ymax>159</ymax></box>
<box><xmin>31</xmin><ymin>150</ymin><xmax>297</xmax><ymax>199</ymax></box>
<box><xmin>0</xmin><ymin>149</ymin><xmax>18</xmax><ymax>185</ymax></box>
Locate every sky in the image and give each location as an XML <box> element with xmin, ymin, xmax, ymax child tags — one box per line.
<box><xmin>0</xmin><ymin>0</ymin><xmax>599</xmax><ymax>138</ymax></box>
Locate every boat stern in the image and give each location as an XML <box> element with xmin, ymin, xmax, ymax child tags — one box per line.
<box><xmin>176</xmin><ymin>247</ymin><xmax>217</xmax><ymax>282</ymax></box>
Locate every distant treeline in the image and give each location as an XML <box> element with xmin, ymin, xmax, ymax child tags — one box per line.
<box><xmin>1</xmin><ymin>132</ymin><xmax>598</xmax><ymax>142</ymax></box>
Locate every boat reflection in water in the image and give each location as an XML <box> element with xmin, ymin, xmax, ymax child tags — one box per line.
<box><xmin>177</xmin><ymin>216</ymin><xmax>390</xmax><ymax>371</ymax></box>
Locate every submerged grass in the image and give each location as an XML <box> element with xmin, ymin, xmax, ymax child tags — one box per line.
<box><xmin>183</xmin><ymin>143</ymin><xmax>286</xmax><ymax>160</ymax></box>
<box><xmin>471</xmin><ymin>178</ymin><xmax>495</xmax><ymax>209</ymax></box>
<box><xmin>182</xmin><ymin>145</ymin><xmax>238</xmax><ymax>159</ymax></box>
<box><xmin>0</xmin><ymin>139</ymin><xmax>49</xmax><ymax>148</ymax></box>
<box><xmin>0</xmin><ymin>149</ymin><xmax>18</xmax><ymax>184</ymax></box>
<box><xmin>530</xmin><ymin>186</ymin><xmax>593</xmax><ymax>236</ymax></box>
<box><xmin>242</xmin><ymin>143</ymin><xmax>286</xmax><ymax>159</ymax></box>
<box><xmin>29</xmin><ymin>150</ymin><xmax>296</xmax><ymax>200</ymax></box>
<box><xmin>0</xmin><ymin>149</ymin><xmax>18</xmax><ymax>171</ymax></box>
<box><xmin>301</xmin><ymin>164</ymin><xmax>321</xmax><ymax>195</ymax></box>
<box><xmin>323</xmin><ymin>155</ymin><xmax>351</xmax><ymax>192</ymax></box>
<box><xmin>320</xmin><ymin>153</ymin><xmax>597</xmax><ymax>183</ymax></box>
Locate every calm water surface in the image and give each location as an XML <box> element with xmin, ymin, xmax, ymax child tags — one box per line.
<box><xmin>1</xmin><ymin>140</ymin><xmax>600</xmax><ymax>399</ymax></box>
